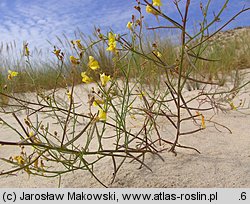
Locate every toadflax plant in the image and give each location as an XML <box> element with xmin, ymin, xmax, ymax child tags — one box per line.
<box><xmin>0</xmin><ymin>0</ymin><xmax>249</xmax><ymax>187</ymax></box>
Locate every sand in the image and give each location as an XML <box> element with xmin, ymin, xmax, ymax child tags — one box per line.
<box><xmin>0</xmin><ymin>74</ymin><xmax>250</xmax><ymax>188</ymax></box>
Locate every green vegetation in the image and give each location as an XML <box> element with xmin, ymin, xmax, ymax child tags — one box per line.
<box><xmin>0</xmin><ymin>27</ymin><xmax>249</xmax><ymax>93</ymax></box>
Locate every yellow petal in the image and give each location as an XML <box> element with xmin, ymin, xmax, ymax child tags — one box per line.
<box><xmin>146</xmin><ymin>5</ymin><xmax>159</xmax><ymax>15</ymax></box>
<box><xmin>106</xmin><ymin>32</ymin><xmax>117</xmax><ymax>52</ymax></box>
<box><xmin>153</xmin><ymin>0</ymin><xmax>162</xmax><ymax>7</ymax></box>
<box><xmin>29</xmin><ymin>131</ymin><xmax>34</xmax><ymax>137</ymax></box>
<box><xmin>7</xmin><ymin>74</ymin><xmax>12</xmax><ymax>80</ymax></box>
<box><xmin>127</xmin><ymin>21</ymin><xmax>133</xmax><ymax>30</ymax></box>
<box><xmin>24</xmin><ymin>43</ymin><xmax>30</xmax><ymax>56</ymax></box>
<box><xmin>8</xmin><ymin>70</ymin><xmax>18</xmax><ymax>77</ymax></box>
<box><xmin>88</xmin><ymin>56</ymin><xmax>100</xmax><ymax>70</ymax></box>
<box><xmin>53</xmin><ymin>49</ymin><xmax>61</xmax><ymax>57</ymax></box>
<box><xmin>108</xmin><ymin>32</ymin><xmax>116</xmax><ymax>43</ymax></box>
<box><xmin>7</xmin><ymin>70</ymin><xmax>18</xmax><ymax>80</ymax></box>
<box><xmin>75</xmin><ymin>39</ymin><xmax>84</xmax><ymax>50</ymax></box>
<box><xmin>81</xmin><ymin>72</ymin><xmax>93</xmax><ymax>84</ymax></box>
<box><xmin>14</xmin><ymin>155</ymin><xmax>25</xmax><ymax>165</ymax></box>
<box><xmin>100</xmin><ymin>73</ymin><xmax>111</xmax><ymax>87</ymax></box>
<box><xmin>97</xmin><ymin>108</ymin><xmax>107</xmax><ymax>121</ymax></box>
<box><xmin>93</xmin><ymin>99</ymin><xmax>105</xmax><ymax>107</ymax></box>
<box><xmin>70</xmin><ymin>56</ymin><xmax>80</xmax><ymax>65</ymax></box>
<box><xmin>153</xmin><ymin>50</ymin><xmax>162</xmax><ymax>58</ymax></box>
<box><xmin>106</xmin><ymin>43</ymin><xmax>116</xmax><ymax>52</ymax></box>
<box><xmin>230</xmin><ymin>101</ymin><xmax>237</xmax><ymax>110</ymax></box>
<box><xmin>139</xmin><ymin>91</ymin><xmax>145</xmax><ymax>99</ymax></box>
<box><xmin>156</xmin><ymin>51</ymin><xmax>162</xmax><ymax>58</ymax></box>
<box><xmin>66</xmin><ymin>90</ymin><xmax>72</xmax><ymax>100</ymax></box>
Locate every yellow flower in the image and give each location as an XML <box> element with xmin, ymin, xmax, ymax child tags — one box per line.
<box><xmin>53</xmin><ymin>49</ymin><xmax>61</xmax><ymax>57</ymax></box>
<box><xmin>66</xmin><ymin>90</ymin><xmax>72</xmax><ymax>100</ymax></box>
<box><xmin>75</xmin><ymin>39</ymin><xmax>84</xmax><ymax>50</ymax></box>
<box><xmin>8</xmin><ymin>70</ymin><xmax>18</xmax><ymax>77</ymax></box>
<box><xmin>97</xmin><ymin>108</ymin><xmax>107</xmax><ymax>121</ymax></box>
<box><xmin>24</xmin><ymin>43</ymin><xmax>29</xmax><ymax>56</ymax></box>
<box><xmin>70</xmin><ymin>56</ymin><xmax>80</xmax><ymax>65</ymax></box>
<box><xmin>29</xmin><ymin>131</ymin><xmax>34</xmax><ymax>137</ymax></box>
<box><xmin>201</xmin><ymin>115</ymin><xmax>206</xmax><ymax>129</ymax></box>
<box><xmin>100</xmin><ymin>73</ymin><xmax>111</xmax><ymax>87</ymax></box>
<box><xmin>127</xmin><ymin>21</ymin><xmax>133</xmax><ymax>30</ymax></box>
<box><xmin>229</xmin><ymin>101</ymin><xmax>237</xmax><ymax>110</ymax></box>
<box><xmin>108</xmin><ymin>32</ymin><xmax>116</xmax><ymax>43</ymax></box>
<box><xmin>81</xmin><ymin>72</ymin><xmax>93</xmax><ymax>84</ymax></box>
<box><xmin>146</xmin><ymin>5</ymin><xmax>159</xmax><ymax>15</ymax></box>
<box><xmin>88</xmin><ymin>56</ymin><xmax>100</xmax><ymax>70</ymax></box>
<box><xmin>106</xmin><ymin>43</ymin><xmax>117</xmax><ymax>52</ymax></box>
<box><xmin>106</xmin><ymin>32</ymin><xmax>117</xmax><ymax>52</ymax></box>
<box><xmin>153</xmin><ymin>50</ymin><xmax>162</xmax><ymax>58</ymax></box>
<box><xmin>139</xmin><ymin>91</ymin><xmax>145</xmax><ymax>99</ymax></box>
<box><xmin>157</xmin><ymin>51</ymin><xmax>162</xmax><ymax>58</ymax></box>
<box><xmin>153</xmin><ymin>0</ymin><xmax>162</xmax><ymax>7</ymax></box>
<box><xmin>93</xmin><ymin>99</ymin><xmax>105</xmax><ymax>107</ymax></box>
<box><xmin>53</xmin><ymin>48</ymin><xmax>64</xmax><ymax>60</ymax></box>
<box><xmin>7</xmin><ymin>70</ymin><xmax>18</xmax><ymax>80</ymax></box>
<box><xmin>14</xmin><ymin>155</ymin><xmax>25</xmax><ymax>165</ymax></box>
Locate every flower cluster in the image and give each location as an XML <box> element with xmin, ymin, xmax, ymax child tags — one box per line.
<box><xmin>67</xmin><ymin>39</ymin><xmax>113</xmax><ymax>121</ymax></box>
<box><xmin>106</xmin><ymin>32</ymin><xmax>117</xmax><ymax>52</ymax></box>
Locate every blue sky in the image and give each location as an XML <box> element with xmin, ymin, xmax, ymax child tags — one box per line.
<box><xmin>0</xmin><ymin>0</ymin><xmax>249</xmax><ymax>57</ymax></box>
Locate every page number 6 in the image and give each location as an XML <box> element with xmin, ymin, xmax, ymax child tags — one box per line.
<box><xmin>240</xmin><ymin>192</ymin><xmax>247</xmax><ymax>200</ymax></box>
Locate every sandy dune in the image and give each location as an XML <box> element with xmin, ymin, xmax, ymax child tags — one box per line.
<box><xmin>0</xmin><ymin>73</ymin><xmax>250</xmax><ymax>188</ymax></box>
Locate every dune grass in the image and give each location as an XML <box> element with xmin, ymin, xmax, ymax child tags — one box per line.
<box><xmin>0</xmin><ymin>27</ymin><xmax>249</xmax><ymax>94</ymax></box>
